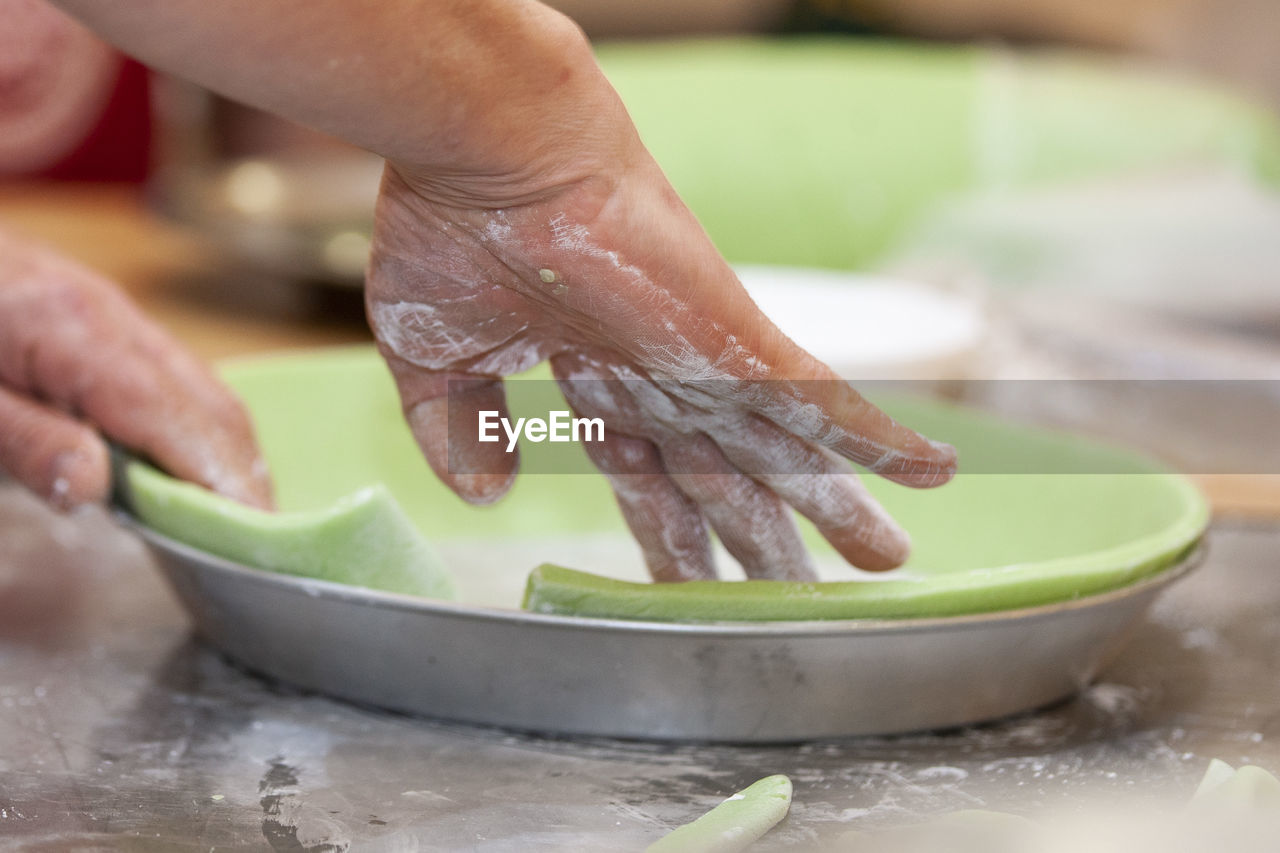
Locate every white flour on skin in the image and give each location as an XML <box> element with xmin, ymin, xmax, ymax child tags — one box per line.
<box><xmin>672</xmin><ymin>468</ymin><xmax>815</xmax><ymax>581</ymax></box>
<box><xmin>649</xmin><ymin>525</ymin><xmax>712</xmax><ymax>582</ymax></box>
<box><xmin>383</xmin><ymin>206</ymin><xmax>942</xmax><ymax>508</ymax></box>
<box><xmin>658</xmin><ymin>446</ymin><xmax>809</xmax><ymax>573</ymax></box>
<box><xmin>549</xmin><ymin>213</ymin><xmax>642</xmax><ymax>280</ymax></box>
<box><xmin>794</xmin><ymin>493</ymin><xmax>908</xmax><ymax>562</ymax></box>
<box><xmin>554</xmin><ymin>352</ymin><xmax>906</xmax><ymax>571</ymax></box>
<box><xmin>480</xmin><ymin>211</ymin><xmax>513</xmax><ymax>245</ymax></box>
<box><xmin>184</xmin><ymin>440</ymin><xmax>260</xmax><ymax>508</ymax></box>
<box><xmin>669</xmin><ymin>410</ymin><xmax>907</xmax><ymax>560</ymax></box>
<box><xmin>866</xmin><ymin>444</ymin><xmax>953</xmax><ymax>486</ymax></box>
<box><xmin>369</xmin><ymin>300</ymin><xmax>545</xmax><ymax>376</ymax></box>
<box><xmin>536</xmin><ymin>217</ymin><xmax>925</xmax><ymax>481</ymax></box>
<box><xmin>915</xmin><ymin>766</ymin><xmax>970</xmax><ymax>783</ymax></box>
<box><xmin>547</xmin><ymin>211</ymin><xmax>765</xmax><ymax>386</ymax></box>
<box><xmin>48</xmin><ymin>475</ymin><xmax>70</xmax><ymax>504</ymax></box>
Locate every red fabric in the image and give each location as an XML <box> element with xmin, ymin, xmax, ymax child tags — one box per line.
<box><xmin>36</xmin><ymin>58</ymin><xmax>152</xmax><ymax>183</ymax></box>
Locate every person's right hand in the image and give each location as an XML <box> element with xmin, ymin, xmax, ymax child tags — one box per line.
<box><xmin>364</xmin><ymin>15</ymin><xmax>957</xmax><ymax>583</ymax></box>
<box><xmin>0</xmin><ymin>227</ymin><xmax>272</xmax><ymax>510</ymax></box>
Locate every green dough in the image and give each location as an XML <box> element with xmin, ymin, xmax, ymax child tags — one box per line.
<box><xmin>522</xmin><ymin>532</ymin><xmax>1196</xmax><ymax>621</ymax></box>
<box><xmin>1195</xmin><ymin>758</ymin><xmax>1241</xmax><ymax>799</ymax></box>
<box><xmin>646</xmin><ymin>775</ymin><xmax>792</xmax><ymax>853</ymax></box>
<box><xmin>1192</xmin><ymin>760</ymin><xmax>1280</xmax><ymax>810</ymax></box>
<box><xmin>124</xmin><ymin>461</ymin><xmax>455</xmax><ymax>600</ymax></box>
<box><xmin>597</xmin><ymin>39</ymin><xmax>1280</xmax><ymax>271</ymax></box>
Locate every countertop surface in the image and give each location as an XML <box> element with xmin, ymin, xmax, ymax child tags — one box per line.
<box><xmin>2</xmin><ymin>486</ymin><xmax>1278</xmax><ymax>850</ymax></box>
<box><xmin>2</xmin><ymin>184</ymin><xmax>1280</xmax><ymax>849</ymax></box>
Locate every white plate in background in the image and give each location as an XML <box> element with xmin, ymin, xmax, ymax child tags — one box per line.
<box><xmin>735</xmin><ymin>264</ymin><xmax>986</xmax><ymax>380</ymax></box>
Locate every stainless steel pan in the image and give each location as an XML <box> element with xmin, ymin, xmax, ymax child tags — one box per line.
<box><xmin>126</xmin><ymin>515</ymin><xmax>1202</xmax><ymax>742</ymax></box>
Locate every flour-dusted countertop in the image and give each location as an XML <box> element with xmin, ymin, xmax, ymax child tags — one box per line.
<box><xmin>1</xmin><ymin>481</ymin><xmax>1279</xmax><ymax>850</ymax></box>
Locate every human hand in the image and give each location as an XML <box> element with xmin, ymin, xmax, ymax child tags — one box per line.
<box><xmin>0</xmin><ymin>228</ymin><xmax>272</xmax><ymax>510</ymax></box>
<box><xmin>366</xmin><ymin>28</ymin><xmax>956</xmax><ymax>582</ymax></box>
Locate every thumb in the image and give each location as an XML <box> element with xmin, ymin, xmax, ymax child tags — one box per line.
<box><xmin>379</xmin><ymin>349</ymin><xmax>518</xmax><ymax>505</ymax></box>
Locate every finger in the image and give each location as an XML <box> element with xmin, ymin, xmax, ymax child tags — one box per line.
<box><xmin>552</xmin><ymin>351</ymin><xmax>713</xmax><ymax>581</ymax></box>
<box><xmin>737</xmin><ymin>324</ymin><xmax>957</xmax><ymax>487</ymax></box>
<box><xmin>755</xmin><ymin>379</ymin><xmax>957</xmax><ymax>489</ymax></box>
<box><xmin>660</xmin><ymin>434</ymin><xmax>817</xmax><ymax>582</ymax></box>
<box><xmin>714</xmin><ymin>416</ymin><xmax>910</xmax><ymax>572</ymax></box>
<box><xmin>379</xmin><ymin>348</ymin><xmax>517</xmax><ymax>505</ymax></box>
<box><xmin>38</xmin><ymin>335</ymin><xmax>272</xmax><ymax>508</ymax></box>
<box><xmin>554</xmin><ymin>350</ymin><xmax>818</xmax><ymax>580</ymax></box>
<box><xmin>581</xmin><ymin>431</ymin><xmax>714</xmax><ymax>582</ymax></box>
<box><xmin>75</xmin><ymin>355</ymin><xmax>273</xmax><ymax>509</ymax></box>
<box><xmin>0</xmin><ymin>251</ymin><xmax>273</xmax><ymax>509</ymax></box>
<box><xmin>705</xmin><ymin>319</ymin><xmax>957</xmax><ymax>487</ymax></box>
<box><xmin>553</xmin><ymin>350</ymin><xmax>906</xmax><ymax>571</ymax></box>
<box><xmin>550</xmin><ymin>349</ymin><xmax>669</xmax><ymax>440</ymax></box>
<box><xmin>0</xmin><ymin>384</ymin><xmax>109</xmax><ymax>510</ymax></box>
<box><xmin>614</xmin><ymin>259</ymin><xmax>956</xmax><ymax>489</ymax></box>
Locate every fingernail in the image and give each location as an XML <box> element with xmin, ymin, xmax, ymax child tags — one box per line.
<box><xmin>881</xmin><ymin>525</ymin><xmax>911</xmax><ymax>566</ymax></box>
<box><xmin>49</xmin><ymin>449</ymin><xmax>89</xmax><ymax>511</ymax></box>
<box><xmin>931</xmin><ymin>439</ymin><xmax>959</xmax><ymax>467</ymax></box>
<box><xmin>856</xmin><ymin>510</ymin><xmax>911</xmax><ymax>571</ymax></box>
<box><xmin>450</xmin><ymin>471</ymin><xmax>516</xmax><ymax>506</ymax></box>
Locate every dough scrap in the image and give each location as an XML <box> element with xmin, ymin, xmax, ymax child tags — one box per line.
<box><xmin>645</xmin><ymin>774</ymin><xmax>792</xmax><ymax>853</ymax></box>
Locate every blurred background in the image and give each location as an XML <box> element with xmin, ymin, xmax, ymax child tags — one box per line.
<box><xmin>2</xmin><ymin>0</ymin><xmax>1279</xmax><ymax>503</ymax></box>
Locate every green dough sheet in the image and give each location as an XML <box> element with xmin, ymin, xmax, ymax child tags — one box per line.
<box><xmin>123</xmin><ymin>346</ymin><xmax>1208</xmax><ymax>623</ymax></box>
<box><xmin>597</xmin><ymin>39</ymin><xmax>1280</xmax><ymax>271</ymax></box>
<box><xmin>125</xmin><ymin>461</ymin><xmax>455</xmax><ymax>600</ymax></box>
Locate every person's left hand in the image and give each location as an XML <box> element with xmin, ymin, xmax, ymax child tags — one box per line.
<box><xmin>0</xmin><ymin>228</ymin><xmax>273</xmax><ymax>510</ymax></box>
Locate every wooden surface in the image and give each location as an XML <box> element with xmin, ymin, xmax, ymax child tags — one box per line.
<box><xmin>2</xmin><ymin>181</ymin><xmax>1277</xmax><ymax>518</ymax></box>
<box><xmin>1195</xmin><ymin>475</ymin><xmax>1280</xmax><ymax>520</ymax></box>
<box><xmin>0</xmin><ymin>181</ymin><xmax>370</xmax><ymax>361</ymax></box>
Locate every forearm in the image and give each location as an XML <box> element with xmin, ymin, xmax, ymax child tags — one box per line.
<box><xmin>50</xmin><ymin>0</ymin><xmax>623</xmax><ymax>198</ymax></box>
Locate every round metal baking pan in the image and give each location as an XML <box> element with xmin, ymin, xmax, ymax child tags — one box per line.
<box><xmin>126</xmin><ymin>515</ymin><xmax>1203</xmax><ymax>742</ymax></box>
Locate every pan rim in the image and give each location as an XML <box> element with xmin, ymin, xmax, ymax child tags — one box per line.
<box><xmin>122</xmin><ymin>510</ymin><xmax>1204</xmax><ymax>638</ymax></box>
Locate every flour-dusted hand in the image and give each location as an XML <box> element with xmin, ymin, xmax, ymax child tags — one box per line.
<box><xmin>353</xmin><ymin>12</ymin><xmax>955</xmax><ymax>581</ymax></box>
<box><xmin>51</xmin><ymin>0</ymin><xmax>955</xmax><ymax>580</ymax></box>
<box><xmin>0</xmin><ymin>228</ymin><xmax>272</xmax><ymax>510</ymax></box>
<box><xmin>369</xmin><ymin>146</ymin><xmax>955</xmax><ymax>582</ymax></box>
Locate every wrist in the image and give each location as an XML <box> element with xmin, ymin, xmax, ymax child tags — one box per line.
<box><xmin>391</xmin><ymin>3</ymin><xmax>636</xmax><ymax>208</ymax></box>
